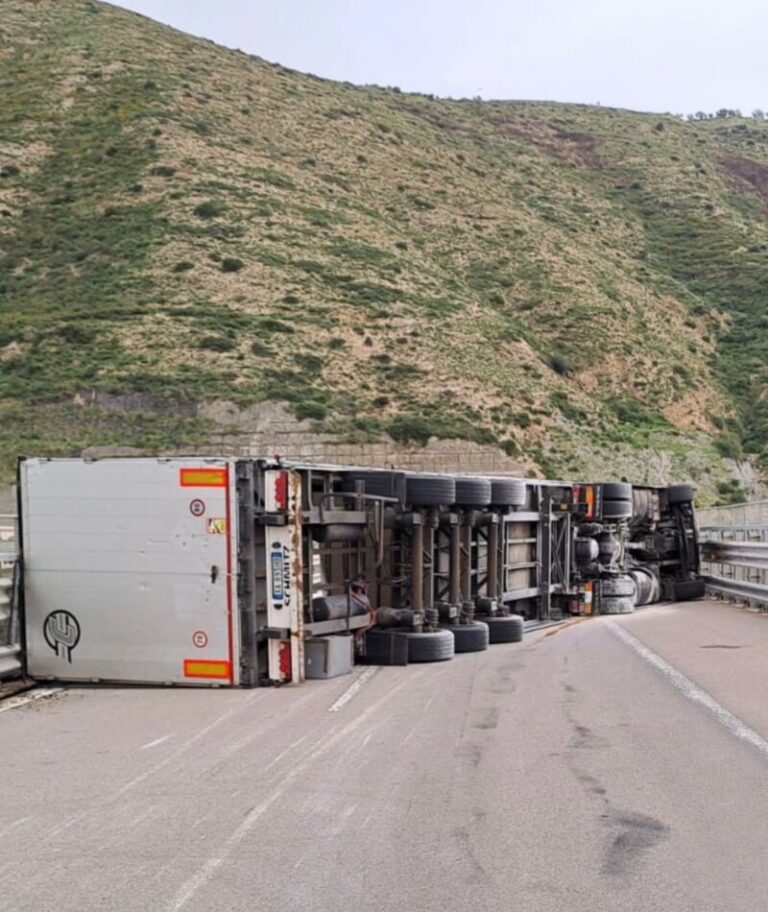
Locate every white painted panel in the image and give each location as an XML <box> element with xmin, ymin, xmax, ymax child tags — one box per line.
<box><xmin>21</xmin><ymin>458</ymin><xmax>239</xmax><ymax>686</ymax></box>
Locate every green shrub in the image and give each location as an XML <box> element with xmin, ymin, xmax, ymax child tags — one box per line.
<box><xmin>60</xmin><ymin>324</ymin><xmax>97</xmax><ymax>344</ymax></box>
<box><xmin>551</xmin><ymin>391</ymin><xmax>586</xmax><ymax>423</ymax></box>
<box><xmin>501</xmin><ymin>438</ymin><xmax>519</xmax><ymax>456</ymax></box>
<box><xmin>714</xmin><ymin>434</ymin><xmax>743</xmax><ymax>460</ymax></box>
<box><xmin>294</xmin><ymin>353</ymin><xmax>323</xmax><ymax>373</ymax></box>
<box><xmin>613</xmin><ymin>398</ymin><xmax>652</xmax><ymax>425</ymax></box>
<box><xmin>221</xmin><ymin>257</ymin><xmax>244</xmax><ymax>273</ymax></box>
<box><xmin>252</xmin><ymin>168</ymin><xmax>295</xmax><ymax>190</ymax></box>
<box><xmin>198</xmin><ymin>335</ymin><xmax>236</xmax><ymax>352</ymax></box>
<box><xmin>172</xmin><ymin>260</ymin><xmax>194</xmax><ymax>273</ymax></box>
<box><xmin>193</xmin><ymin>200</ymin><xmax>226</xmax><ymax>219</ymax></box>
<box><xmin>295</xmin><ymin>401</ymin><xmax>327</xmax><ymax>421</ymax></box>
<box><xmin>547</xmin><ymin>354</ymin><xmax>572</xmax><ymax>376</ymax></box>
<box><xmin>259</xmin><ymin>318</ymin><xmax>294</xmax><ymax>334</ymax></box>
<box><xmin>716</xmin><ymin>479</ymin><xmax>747</xmax><ymax>504</ymax></box>
<box><xmin>513</xmin><ymin>411</ymin><xmax>531</xmax><ymax>428</ymax></box>
<box><xmin>387</xmin><ymin>416</ymin><xmax>434</xmax><ymax>445</ymax></box>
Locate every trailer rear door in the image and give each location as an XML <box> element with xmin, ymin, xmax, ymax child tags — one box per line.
<box><xmin>20</xmin><ymin>457</ymin><xmax>239</xmax><ymax>686</ymax></box>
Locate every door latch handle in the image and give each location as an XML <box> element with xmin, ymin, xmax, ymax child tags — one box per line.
<box><xmin>210</xmin><ymin>565</ymin><xmax>220</xmax><ymax>584</ymax></box>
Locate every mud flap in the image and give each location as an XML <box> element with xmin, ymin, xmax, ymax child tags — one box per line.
<box><xmin>360</xmin><ymin>630</ymin><xmax>409</xmax><ymax>666</ymax></box>
<box><xmin>674</xmin><ymin>579</ymin><xmax>706</xmax><ymax>601</ymax></box>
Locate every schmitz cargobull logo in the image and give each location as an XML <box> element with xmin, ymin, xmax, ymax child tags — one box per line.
<box><xmin>43</xmin><ymin>611</ymin><xmax>81</xmax><ymax>663</ymax></box>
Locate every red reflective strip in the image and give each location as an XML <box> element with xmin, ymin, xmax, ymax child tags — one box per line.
<box><xmin>275</xmin><ymin>471</ymin><xmax>289</xmax><ymax>511</ymax></box>
<box><xmin>279</xmin><ymin>641</ymin><xmax>292</xmax><ymax>682</ymax></box>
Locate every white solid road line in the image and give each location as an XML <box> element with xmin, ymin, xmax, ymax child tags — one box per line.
<box><xmin>328</xmin><ymin>666</ymin><xmax>379</xmax><ymax>713</ymax></box>
<box><xmin>0</xmin><ymin>687</ymin><xmax>64</xmax><ymax>715</ymax></box>
<box><xmin>139</xmin><ymin>733</ymin><xmax>174</xmax><ymax>751</ymax></box>
<box><xmin>609</xmin><ymin>620</ymin><xmax>768</xmax><ymax>763</ymax></box>
<box><xmin>164</xmin><ymin>667</ymin><xmax>414</xmax><ymax>912</ymax></box>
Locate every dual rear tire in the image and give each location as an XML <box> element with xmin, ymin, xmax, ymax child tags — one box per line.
<box><xmin>440</xmin><ymin>620</ymin><xmax>490</xmax><ymax>653</ymax></box>
<box><xmin>401</xmin><ymin>629</ymin><xmax>455</xmax><ymax>662</ymax></box>
<box><xmin>600</xmin><ymin>482</ymin><xmax>633</xmax><ymax>521</ymax></box>
<box><xmin>602</xmin><ymin>597</ymin><xmax>635</xmax><ymax>615</ymax></box>
<box><xmin>481</xmin><ymin>614</ymin><xmax>524</xmax><ymax>644</ymax></box>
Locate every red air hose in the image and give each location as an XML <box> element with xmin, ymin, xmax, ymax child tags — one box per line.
<box><xmin>349</xmin><ymin>581</ymin><xmax>377</xmax><ymax>642</ymax></box>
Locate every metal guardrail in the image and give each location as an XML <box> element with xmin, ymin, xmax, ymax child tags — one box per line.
<box><xmin>0</xmin><ymin>513</ymin><xmax>21</xmax><ymax>680</ymax></box>
<box><xmin>0</xmin><ymin>512</ymin><xmax>17</xmax><ymax>559</ymax></box>
<box><xmin>699</xmin><ymin>502</ymin><xmax>768</xmax><ymax>610</ymax></box>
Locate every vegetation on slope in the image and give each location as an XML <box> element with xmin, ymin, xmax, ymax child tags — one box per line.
<box><xmin>1</xmin><ymin>0</ymin><xmax>766</xmax><ymax>498</ymax></box>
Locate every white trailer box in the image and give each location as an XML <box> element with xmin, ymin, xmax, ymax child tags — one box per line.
<box><xmin>21</xmin><ymin>457</ymin><xmax>241</xmax><ymax>686</ymax></box>
<box><xmin>20</xmin><ymin>457</ymin><xmax>394</xmax><ymax>686</ymax></box>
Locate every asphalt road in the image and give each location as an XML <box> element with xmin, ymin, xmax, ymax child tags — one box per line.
<box><xmin>4</xmin><ymin>599</ymin><xmax>768</xmax><ymax>912</ymax></box>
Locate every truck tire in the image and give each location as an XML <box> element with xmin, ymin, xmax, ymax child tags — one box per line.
<box><xmin>629</xmin><ymin>568</ymin><xmax>658</xmax><ymax>606</ymax></box>
<box><xmin>601</xmin><ymin>499</ymin><xmax>633</xmax><ymax>520</ymax></box>
<box><xmin>441</xmin><ymin>620</ymin><xmax>489</xmax><ymax>653</ymax></box>
<box><xmin>401</xmin><ymin>629</ymin><xmax>455</xmax><ymax>662</ymax></box>
<box><xmin>601</xmin><ymin>482</ymin><xmax>632</xmax><ymax>501</ymax></box>
<box><xmin>601</xmin><ymin>596</ymin><xmax>635</xmax><ymax>615</ymax></box>
<box><xmin>405</xmin><ymin>474</ymin><xmax>456</xmax><ymax>507</ymax></box>
<box><xmin>341</xmin><ymin>470</ymin><xmax>404</xmax><ymax>500</ymax></box>
<box><xmin>489</xmin><ymin>478</ymin><xmax>526</xmax><ymax>507</ymax></box>
<box><xmin>667</xmin><ymin>484</ymin><xmax>695</xmax><ymax>505</ymax></box>
<box><xmin>453</xmin><ymin>476</ymin><xmax>492</xmax><ymax>507</ymax></box>
<box><xmin>649</xmin><ymin>572</ymin><xmax>662</xmax><ymax>604</ymax></box>
<box><xmin>674</xmin><ymin>579</ymin><xmax>706</xmax><ymax>601</ymax></box>
<box><xmin>602</xmin><ymin>575</ymin><xmax>636</xmax><ymax>599</ymax></box>
<box><xmin>483</xmin><ymin>614</ymin><xmax>524</xmax><ymax>644</ymax></box>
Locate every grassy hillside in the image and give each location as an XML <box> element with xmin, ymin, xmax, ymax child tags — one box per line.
<box><xmin>1</xmin><ymin>0</ymin><xmax>767</xmax><ymax>499</ymax></box>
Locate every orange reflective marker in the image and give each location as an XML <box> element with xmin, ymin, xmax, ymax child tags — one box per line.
<box><xmin>180</xmin><ymin>468</ymin><xmax>227</xmax><ymax>488</ymax></box>
<box><xmin>183</xmin><ymin>659</ymin><xmax>231</xmax><ymax>679</ymax></box>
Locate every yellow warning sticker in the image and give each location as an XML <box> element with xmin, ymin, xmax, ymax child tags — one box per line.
<box><xmin>206</xmin><ymin>518</ymin><xmax>228</xmax><ymax>535</ymax></box>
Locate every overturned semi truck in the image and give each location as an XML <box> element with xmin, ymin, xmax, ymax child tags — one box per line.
<box><xmin>17</xmin><ymin>457</ymin><xmax>703</xmax><ymax>687</ymax></box>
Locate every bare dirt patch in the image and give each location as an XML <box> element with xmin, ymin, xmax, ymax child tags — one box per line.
<box><xmin>487</xmin><ymin>116</ymin><xmax>604</xmax><ymax>168</ymax></box>
<box><xmin>720</xmin><ymin>156</ymin><xmax>768</xmax><ymax>210</ymax></box>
